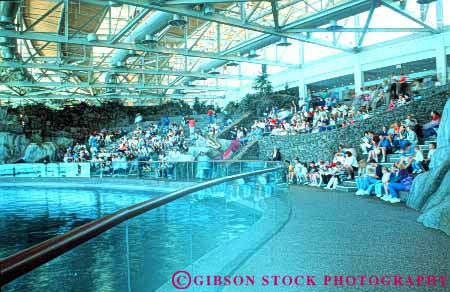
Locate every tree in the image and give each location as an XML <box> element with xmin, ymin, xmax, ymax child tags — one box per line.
<box><xmin>252</xmin><ymin>71</ymin><xmax>273</xmax><ymax>96</ymax></box>
<box><xmin>192</xmin><ymin>97</ymin><xmax>202</xmax><ymax>114</ymax></box>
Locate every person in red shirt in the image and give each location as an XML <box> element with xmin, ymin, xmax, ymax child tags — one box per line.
<box><xmin>398</xmin><ymin>73</ymin><xmax>408</xmax><ymax>95</ymax></box>
<box><xmin>207</xmin><ymin>109</ymin><xmax>215</xmax><ymax>124</ymax></box>
<box><xmin>423</xmin><ymin>111</ymin><xmax>441</xmax><ymax>137</ymax></box>
<box><xmin>188</xmin><ymin>118</ymin><xmax>196</xmax><ymax>137</ymax></box>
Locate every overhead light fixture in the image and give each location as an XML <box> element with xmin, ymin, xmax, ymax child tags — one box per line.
<box><xmin>208</xmin><ymin>68</ymin><xmax>220</xmax><ymax>75</ymax></box>
<box><xmin>416</xmin><ymin>0</ymin><xmax>436</xmax><ymax>4</ymax></box>
<box><xmin>204</xmin><ymin>4</ymin><xmax>215</xmax><ymax>15</ymax></box>
<box><xmin>169</xmin><ymin>14</ymin><xmax>187</xmax><ymax>26</ymax></box>
<box><xmin>108</xmin><ymin>0</ymin><xmax>122</xmax><ymax>7</ymax></box>
<box><xmin>1</xmin><ymin>48</ymin><xmax>14</xmax><ymax>60</ymax></box>
<box><xmin>105</xmin><ymin>73</ymin><xmax>118</xmax><ymax>84</ymax></box>
<box><xmin>140</xmin><ymin>34</ymin><xmax>158</xmax><ymax>45</ymax></box>
<box><xmin>326</xmin><ymin>20</ymin><xmax>343</xmax><ymax>32</ymax></box>
<box><xmin>0</xmin><ymin>36</ymin><xmax>10</xmax><ymax>46</ymax></box>
<box><xmin>127</xmin><ymin>49</ymin><xmax>140</xmax><ymax>57</ymax></box>
<box><xmin>277</xmin><ymin>37</ymin><xmax>292</xmax><ymax>47</ymax></box>
<box><xmin>86</xmin><ymin>33</ymin><xmax>98</xmax><ymax>42</ymax></box>
<box><xmin>115</xmin><ymin>61</ymin><xmax>125</xmax><ymax>68</ymax></box>
<box><xmin>227</xmin><ymin>61</ymin><xmax>239</xmax><ymax>67</ymax></box>
<box><xmin>248</xmin><ymin>49</ymin><xmax>259</xmax><ymax>58</ymax></box>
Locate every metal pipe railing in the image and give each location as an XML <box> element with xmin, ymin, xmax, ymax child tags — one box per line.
<box><xmin>0</xmin><ymin>164</ymin><xmax>284</xmax><ymax>286</ymax></box>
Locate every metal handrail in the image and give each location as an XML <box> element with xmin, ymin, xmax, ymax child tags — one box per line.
<box><xmin>0</xmin><ymin>164</ymin><xmax>285</xmax><ymax>286</ymax></box>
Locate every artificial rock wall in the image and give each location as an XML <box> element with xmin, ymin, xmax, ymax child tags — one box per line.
<box><xmin>407</xmin><ymin>97</ymin><xmax>450</xmax><ymax>236</ymax></box>
<box><xmin>256</xmin><ymin>92</ymin><xmax>449</xmax><ymax>162</ymax></box>
<box><xmin>0</xmin><ymin>108</ymin><xmax>27</xmax><ymax>163</ymax></box>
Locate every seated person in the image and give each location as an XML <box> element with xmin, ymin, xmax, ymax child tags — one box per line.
<box><xmin>324</xmin><ymin>162</ymin><xmax>345</xmax><ymax>190</ymax></box>
<box><xmin>423</xmin><ymin>111</ymin><xmax>441</xmax><ymax>138</ymax></box>
<box><xmin>411</xmin><ymin>146</ymin><xmax>424</xmax><ymax>174</ymax></box>
<box><xmin>294</xmin><ymin>159</ymin><xmax>307</xmax><ymax>184</ymax></box>
<box><xmin>343</xmin><ymin>151</ymin><xmax>358</xmax><ymax>180</ymax></box>
<box><xmin>384</xmin><ymin>163</ymin><xmax>411</xmax><ymax>203</ymax></box>
<box><xmin>422</xmin><ymin>142</ymin><xmax>436</xmax><ymax>171</ymax></box>
<box><xmin>356</xmin><ymin>160</ymin><xmax>382</xmax><ymax>196</ymax></box>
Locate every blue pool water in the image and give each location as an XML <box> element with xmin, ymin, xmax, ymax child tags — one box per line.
<box><xmin>1</xmin><ymin>186</ymin><xmax>260</xmax><ymax>292</ymax></box>
<box><xmin>0</xmin><ymin>187</ymin><xmax>160</xmax><ymax>258</ymax></box>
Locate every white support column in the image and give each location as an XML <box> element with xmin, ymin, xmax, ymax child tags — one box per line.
<box><xmin>436</xmin><ymin>33</ymin><xmax>448</xmax><ymax>85</ymax></box>
<box><xmin>298</xmin><ymin>70</ymin><xmax>307</xmax><ymax>98</ymax></box>
<box><xmin>354</xmin><ymin>53</ymin><xmax>363</xmax><ymax>93</ymax></box>
<box><xmin>298</xmin><ymin>42</ymin><xmax>307</xmax><ymax>98</ymax></box>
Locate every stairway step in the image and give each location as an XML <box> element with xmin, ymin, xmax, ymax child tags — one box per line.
<box><xmin>335</xmin><ymin>186</ymin><xmax>358</xmax><ymax>192</ymax></box>
<box><xmin>380</xmin><ymin>162</ymin><xmax>394</xmax><ymax>167</ymax></box>
<box><xmin>342</xmin><ymin>181</ymin><xmax>356</xmax><ymax>187</ymax></box>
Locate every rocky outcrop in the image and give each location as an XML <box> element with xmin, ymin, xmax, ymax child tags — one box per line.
<box><xmin>407</xmin><ymin>97</ymin><xmax>450</xmax><ymax>236</ymax></box>
<box><xmin>22</xmin><ymin>143</ymin><xmax>57</xmax><ymax>163</ymax></box>
<box><xmin>0</xmin><ymin>108</ymin><xmax>28</xmax><ymax>163</ymax></box>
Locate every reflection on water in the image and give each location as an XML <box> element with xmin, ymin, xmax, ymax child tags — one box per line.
<box><xmin>2</xmin><ymin>185</ymin><xmax>261</xmax><ymax>292</ymax></box>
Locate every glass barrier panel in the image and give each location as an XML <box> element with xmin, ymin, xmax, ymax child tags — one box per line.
<box><xmin>2</xmin><ymin>168</ymin><xmax>289</xmax><ymax>292</ymax></box>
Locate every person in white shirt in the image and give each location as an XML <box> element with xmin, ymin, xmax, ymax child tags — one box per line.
<box><xmin>294</xmin><ymin>159</ymin><xmax>307</xmax><ymax>184</ymax></box>
<box><xmin>411</xmin><ymin>146</ymin><xmax>424</xmax><ymax>173</ymax></box>
<box><xmin>343</xmin><ymin>151</ymin><xmax>358</xmax><ymax>180</ymax></box>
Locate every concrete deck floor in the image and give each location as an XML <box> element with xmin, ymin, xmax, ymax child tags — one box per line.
<box><xmin>223</xmin><ymin>185</ymin><xmax>450</xmax><ymax>292</ymax></box>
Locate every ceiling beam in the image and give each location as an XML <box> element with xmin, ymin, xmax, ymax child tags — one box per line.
<box><xmin>0</xmin><ymin>62</ymin><xmax>254</xmax><ymax>80</ymax></box>
<box><xmin>115</xmin><ymin>0</ymin><xmax>353</xmax><ymax>52</ymax></box>
<box><xmin>270</xmin><ymin>0</ymin><xmax>280</xmax><ymax>30</ymax></box>
<box><xmin>0</xmin><ymin>93</ymin><xmax>223</xmax><ymax>100</ymax></box>
<box><xmin>380</xmin><ymin>0</ymin><xmax>440</xmax><ymax>33</ymax></box>
<box><xmin>23</xmin><ymin>1</ymin><xmax>63</xmax><ymax>33</ymax></box>
<box><xmin>108</xmin><ymin>8</ymin><xmax>150</xmax><ymax>44</ymax></box>
<box><xmin>357</xmin><ymin>0</ymin><xmax>378</xmax><ymax>48</ymax></box>
<box><xmin>164</xmin><ymin>0</ymin><xmax>264</xmax><ymax>4</ymax></box>
<box><xmin>285</xmin><ymin>27</ymin><xmax>432</xmax><ymax>33</ymax></box>
<box><xmin>0</xmin><ymin>81</ymin><xmax>238</xmax><ymax>91</ymax></box>
<box><xmin>0</xmin><ymin>30</ymin><xmax>298</xmax><ymax>68</ymax></box>
<box><xmin>281</xmin><ymin>0</ymin><xmax>374</xmax><ymax>30</ymax></box>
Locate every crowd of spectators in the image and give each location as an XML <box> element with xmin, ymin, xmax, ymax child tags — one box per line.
<box><xmin>62</xmin><ymin>112</ymin><xmax>230</xmax><ymax>177</ymax></box>
<box><xmin>284</xmin><ymin>109</ymin><xmax>440</xmax><ymax>204</ymax></box>
<box><xmin>239</xmin><ymin>74</ymin><xmax>427</xmax><ymax>138</ymax></box>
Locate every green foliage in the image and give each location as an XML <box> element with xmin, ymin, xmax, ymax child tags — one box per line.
<box><xmin>235</xmin><ymin>72</ymin><xmax>299</xmax><ymax>116</ymax></box>
<box><xmin>223</xmin><ymin>101</ymin><xmax>240</xmax><ymax>114</ymax></box>
<box><xmin>192</xmin><ymin>97</ymin><xmax>209</xmax><ymax>114</ymax></box>
<box><xmin>252</xmin><ymin>71</ymin><xmax>273</xmax><ymax>95</ymax></box>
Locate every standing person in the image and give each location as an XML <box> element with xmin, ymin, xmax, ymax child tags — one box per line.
<box><xmin>270</xmin><ymin>147</ymin><xmax>282</xmax><ymax>161</ymax></box>
<box><xmin>382</xmin><ymin>79</ymin><xmax>391</xmax><ymax>106</ymax></box>
<box><xmin>134</xmin><ymin>113</ymin><xmax>143</xmax><ymax>124</ymax></box>
<box><xmin>207</xmin><ymin>108</ymin><xmax>215</xmax><ymax>124</ymax></box>
<box><xmin>389</xmin><ymin>73</ymin><xmax>397</xmax><ymax>100</ymax></box>
<box><xmin>398</xmin><ymin>72</ymin><xmax>408</xmax><ymax>96</ymax></box>
<box><xmin>188</xmin><ymin>118</ymin><xmax>196</xmax><ymax>137</ymax></box>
